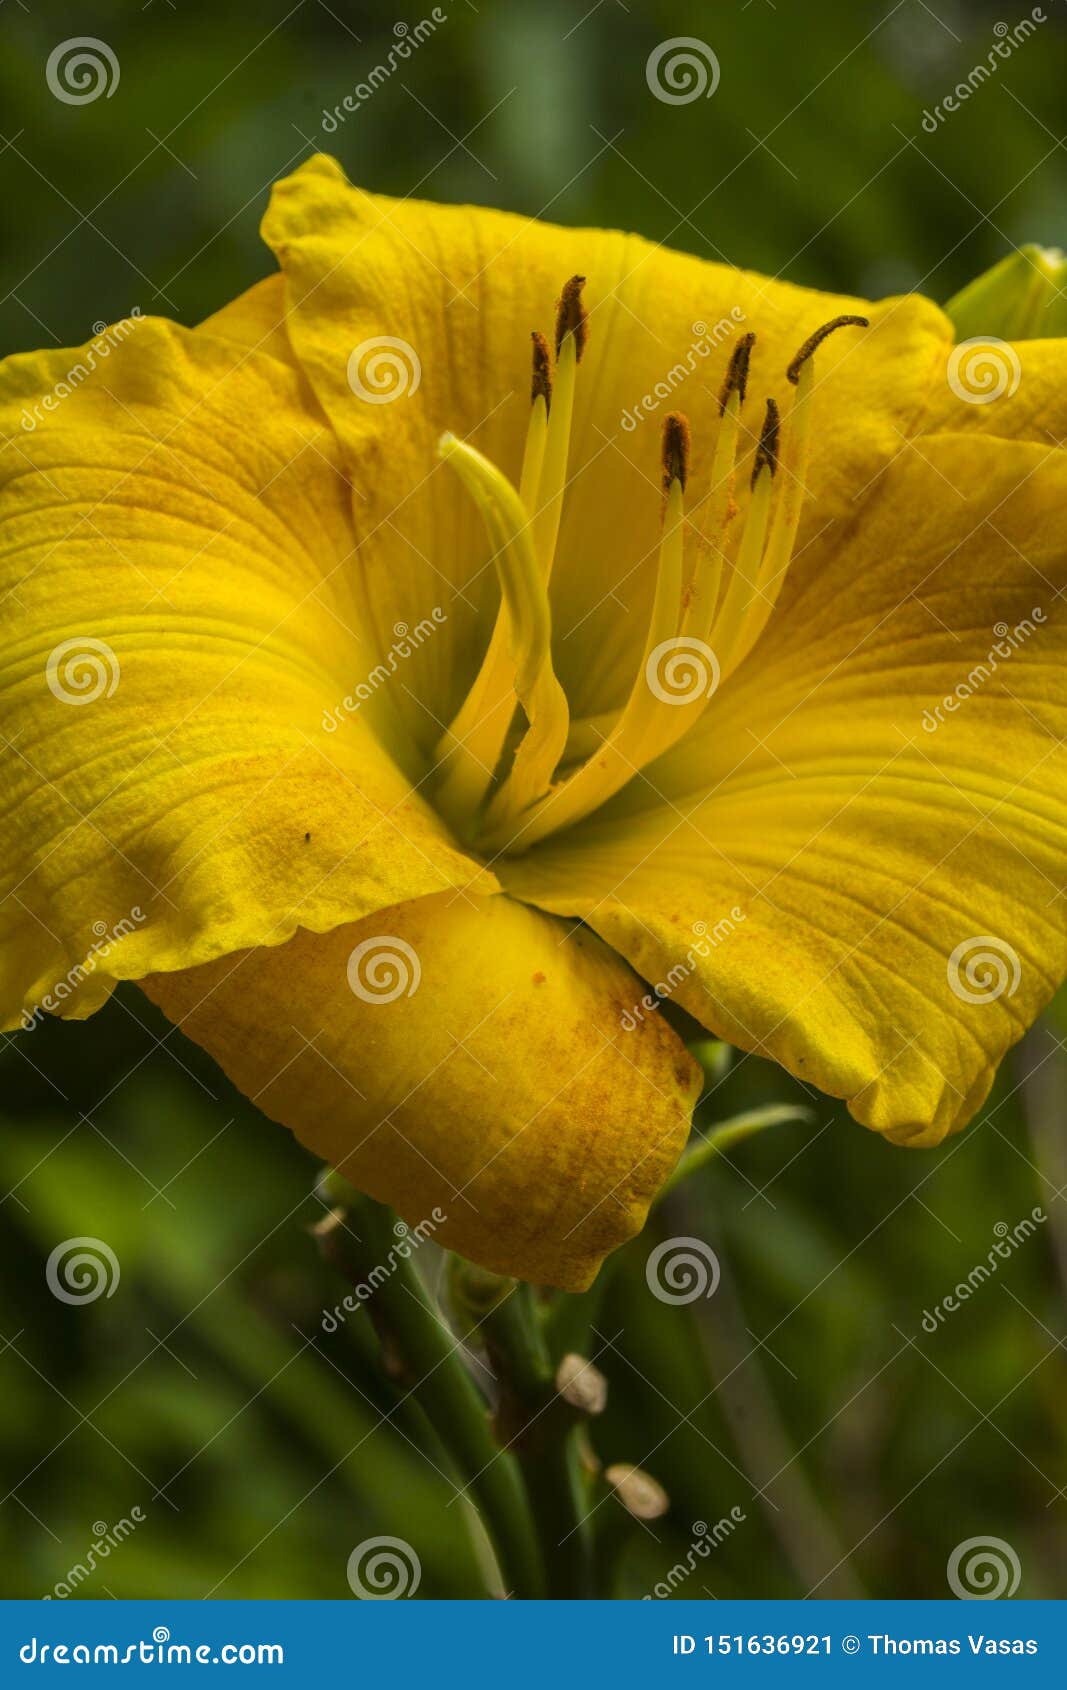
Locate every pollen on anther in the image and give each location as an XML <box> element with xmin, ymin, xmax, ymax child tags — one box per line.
<box><xmin>555</xmin><ymin>275</ymin><xmax>589</xmax><ymax>360</ymax></box>
<box><xmin>531</xmin><ymin>331</ymin><xmax>553</xmax><ymax>411</ymax></box>
<box><xmin>786</xmin><ymin>314</ymin><xmax>869</xmax><ymax>384</ymax></box>
<box><xmin>719</xmin><ymin>331</ymin><xmax>756</xmax><ymax>415</ymax></box>
<box><xmin>661</xmin><ymin>411</ymin><xmax>691</xmax><ymax>492</ymax></box>
<box><xmin>752</xmin><ymin>397</ymin><xmax>780</xmax><ymax>487</ymax></box>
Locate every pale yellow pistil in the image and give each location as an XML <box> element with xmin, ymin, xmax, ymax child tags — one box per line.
<box><xmin>436</xmin><ymin>301</ymin><xmax>868</xmax><ymax>856</ymax></box>
<box><xmin>433</xmin><ymin>286</ymin><xmax>586</xmax><ymax>834</ymax></box>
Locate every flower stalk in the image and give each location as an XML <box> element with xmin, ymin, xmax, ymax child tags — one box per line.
<box><xmin>313</xmin><ymin>1182</ymin><xmax>546</xmax><ymax>1599</ymax></box>
<box><xmin>449</xmin><ymin>1264</ymin><xmax>598</xmax><ymax>1598</ymax></box>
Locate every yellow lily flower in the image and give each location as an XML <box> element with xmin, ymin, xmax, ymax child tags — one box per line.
<box><xmin>3</xmin><ymin>154</ymin><xmax>1065</xmax><ymax>1291</ymax></box>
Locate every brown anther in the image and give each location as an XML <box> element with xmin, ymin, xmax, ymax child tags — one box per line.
<box><xmin>555</xmin><ymin>275</ymin><xmax>588</xmax><ymax>360</ymax></box>
<box><xmin>661</xmin><ymin>411</ymin><xmax>691</xmax><ymax>493</ymax></box>
<box><xmin>719</xmin><ymin>330</ymin><xmax>756</xmax><ymax>415</ymax></box>
<box><xmin>752</xmin><ymin>396</ymin><xmax>780</xmax><ymax>487</ymax></box>
<box><xmin>530</xmin><ymin>331</ymin><xmax>553</xmax><ymax>412</ymax></box>
<box><xmin>786</xmin><ymin>314</ymin><xmax>869</xmax><ymax>384</ymax></box>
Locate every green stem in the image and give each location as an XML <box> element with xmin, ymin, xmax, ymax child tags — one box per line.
<box><xmin>314</xmin><ymin>1192</ymin><xmax>546</xmax><ymax>1599</ymax></box>
<box><xmin>454</xmin><ymin>1270</ymin><xmax>594</xmax><ymax>1598</ymax></box>
<box><xmin>658</xmin><ymin>1102</ymin><xmax>813</xmax><ymax>1198</ymax></box>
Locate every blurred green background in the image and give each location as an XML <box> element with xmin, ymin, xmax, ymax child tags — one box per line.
<box><xmin>3</xmin><ymin>0</ymin><xmax>1067</xmax><ymax>1600</ymax></box>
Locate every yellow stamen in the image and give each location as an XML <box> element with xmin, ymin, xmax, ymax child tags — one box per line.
<box><xmin>751</xmin><ymin>395</ymin><xmax>780</xmax><ymax>488</ymax></box>
<box><xmin>530</xmin><ymin>330</ymin><xmax>553</xmax><ymax>413</ymax></box>
<box><xmin>723</xmin><ymin>363</ymin><xmax>814</xmax><ymax>672</ymax></box>
<box><xmin>720</xmin><ymin>330</ymin><xmax>756</xmax><ymax>414</ymax></box>
<box><xmin>661</xmin><ymin>410</ymin><xmax>690</xmax><ymax>493</ymax></box>
<box><xmin>519</xmin><ymin>331</ymin><xmax>553</xmax><ymax>522</ymax></box>
<box><xmin>785</xmin><ymin>313</ymin><xmax>869</xmax><ymax>384</ymax></box>
<box><xmin>532</xmin><ymin>290</ymin><xmax>583</xmax><ymax>575</ymax></box>
<box><xmin>555</xmin><ymin>274</ymin><xmax>589</xmax><ymax>360</ymax></box>
<box><xmin>676</xmin><ymin>335</ymin><xmax>753</xmax><ymax>650</ymax></box>
<box><xmin>707</xmin><ymin>397</ymin><xmax>778</xmax><ymax>671</ymax></box>
<box><xmin>481</xmin><ymin>420</ymin><xmax>688</xmax><ymax>850</ymax></box>
<box><xmin>725</xmin><ymin>315</ymin><xmax>867</xmax><ymax>672</ymax></box>
<box><xmin>559</xmin><ymin>709</ymin><xmax>616</xmax><ymax>766</ymax></box>
<box><xmin>433</xmin><ymin>309</ymin><xmax>869</xmax><ymax>856</ymax></box>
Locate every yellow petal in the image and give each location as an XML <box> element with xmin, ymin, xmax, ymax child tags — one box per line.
<box><xmin>141</xmin><ymin>891</ymin><xmax>701</xmax><ymax>1290</ymax></box>
<box><xmin>924</xmin><ymin>334</ymin><xmax>1067</xmax><ymax>442</ymax></box>
<box><xmin>261</xmin><ymin>155</ymin><xmax>948</xmax><ymax>730</ymax></box>
<box><xmin>500</xmin><ymin>432</ymin><xmax>1067</xmax><ymax>1147</ymax></box>
<box><xmin>197</xmin><ymin>272</ymin><xmax>295</xmax><ymax>362</ymax></box>
<box><xmin>0</xmin><ymin>316</ymin><xmax>490</xmax><ymax>1030</ymax></box>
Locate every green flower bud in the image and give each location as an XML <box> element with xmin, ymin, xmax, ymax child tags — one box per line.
<box><xmin>945</xmin><ymin>245</ymin><xmax>1067</xmax><ymax>340</ymax></box>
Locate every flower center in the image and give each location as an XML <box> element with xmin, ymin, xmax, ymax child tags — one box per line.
<box><xmin>433</xmin><ymin>280</ymin><xmax>867</xmax><ymax>856</ymax></box>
